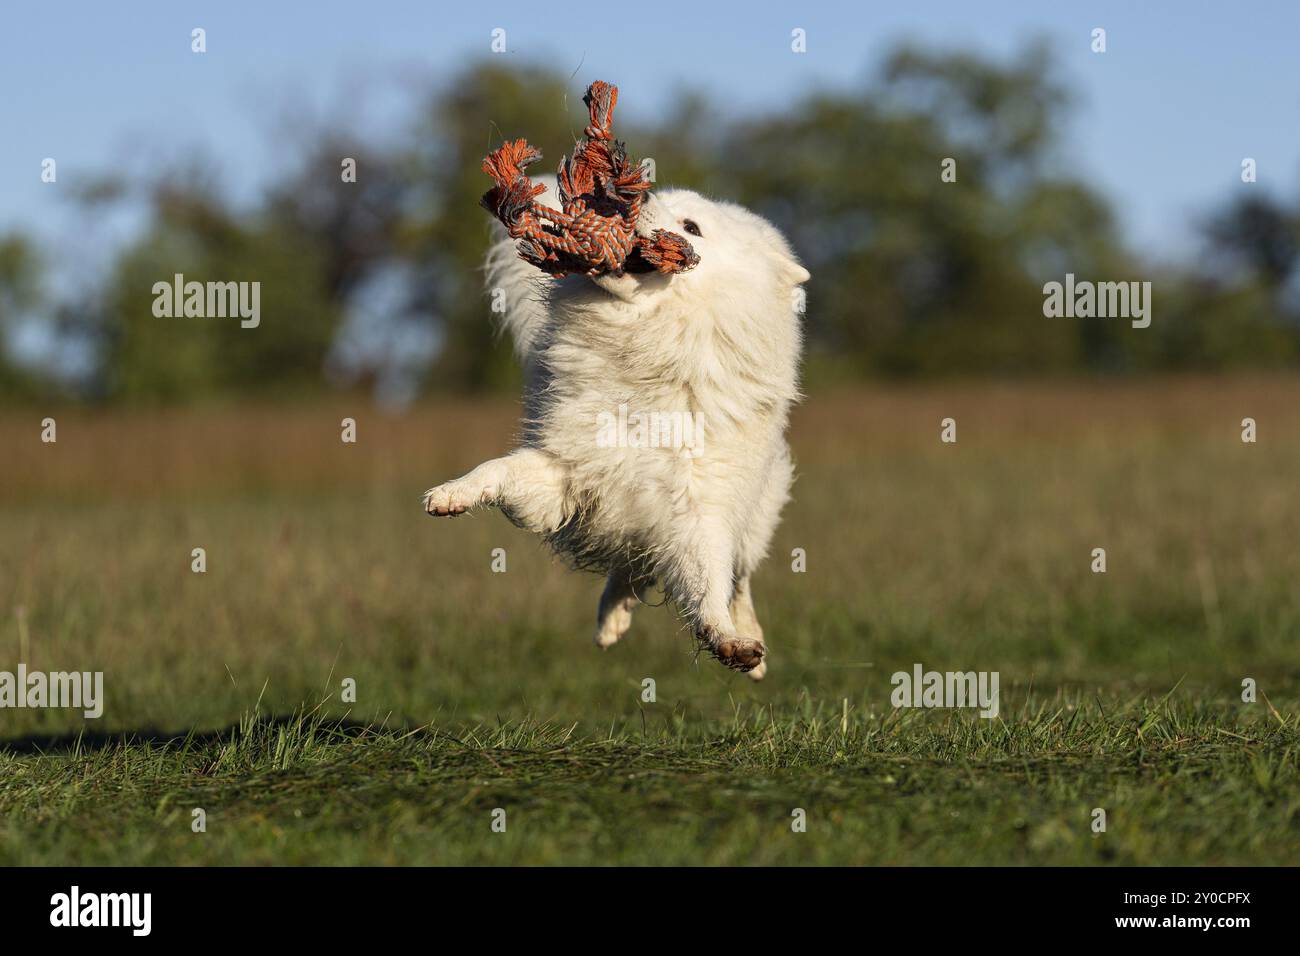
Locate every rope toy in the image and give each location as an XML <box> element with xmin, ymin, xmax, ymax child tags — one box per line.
<box><xmin>480</xmin><ymin>80</ymin><xmax>699</xmax><ymax>279</ymax></box>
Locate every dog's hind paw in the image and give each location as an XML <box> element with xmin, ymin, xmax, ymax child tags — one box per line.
<box><xmin>594</xmin><ymin>602</ymin><xmax>634</xmax><ymax>649</ymax></box>
<box><xmin>697</xmin><ymin>626</ymin><xmax>766</xmax><ymax>674</ymax></box>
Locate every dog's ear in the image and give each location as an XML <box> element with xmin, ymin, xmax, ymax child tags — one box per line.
<box><xmin>759</xmin><ymin>232</ymin><xmax>810</xmax><ymax>285</ymax></box>
<box><xmin>771</xmin><ymin>249</ymin><xmax>809</xmax><ymax>286</ymax></box>
<box><xmin>786</xmin><ymin>260</ymin><xmax>811</xmax><ymax>285</ymax></box>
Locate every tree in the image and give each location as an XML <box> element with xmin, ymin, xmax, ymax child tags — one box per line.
<box><xmin>0</xmin><ymin>235</ymin><xmax>44</xmax><ymax>398</ymax></box>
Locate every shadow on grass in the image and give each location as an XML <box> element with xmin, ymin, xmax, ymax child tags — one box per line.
<box><xmin>0</xmin><ymin>715</ymin><xmax>410</xmax><ymax>757</ymax></box>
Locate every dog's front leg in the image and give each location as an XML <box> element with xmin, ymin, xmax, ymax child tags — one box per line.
<box><xmin>423</xmin><ymin>448</ymin><xmax>570</xmax><ymax>533</ymax></box>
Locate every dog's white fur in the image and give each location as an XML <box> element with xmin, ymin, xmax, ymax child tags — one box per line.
<box><xmin>424</xmin><ymin>179</ymin><xmax>808</xmax><ymax>677</ymax></box>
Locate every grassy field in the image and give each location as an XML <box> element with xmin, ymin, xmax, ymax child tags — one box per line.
<box><xmin>1</xmin><ymin>377</ymin><xmax>1298</xmax><ymax>865</ymax></box>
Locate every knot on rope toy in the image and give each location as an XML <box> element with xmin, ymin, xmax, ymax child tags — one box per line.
<box><xmin>479</xmin><ymin>80</ymin><xmax>699</xmax><ymax>279</ymax></box>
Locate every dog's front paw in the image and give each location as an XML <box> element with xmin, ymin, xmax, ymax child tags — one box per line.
<box><xmin>423</xmin><ymin>461</ymin><xmax>508</xmax><ymax>518</ymax></box>
<box><xmin>697</xmin><ymin>625</ymin><xmax>766</xmax><ymax>674</ymax></box>
<box><xmin>423</xmin><ymin>481</ymin><xmax>482</xmax><ymax>516</ymax></box>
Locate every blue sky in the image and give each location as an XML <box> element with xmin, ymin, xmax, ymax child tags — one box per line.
<box><xmin>2</xmin><ymin>0</ymin><xmax>1298</xmax><ymax>264</ymax></box>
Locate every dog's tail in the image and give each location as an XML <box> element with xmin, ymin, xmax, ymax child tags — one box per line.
<box><xmin>484</xmin><ymin>175</ymin><xmax>560</xmax><ymax>362</ymax></box>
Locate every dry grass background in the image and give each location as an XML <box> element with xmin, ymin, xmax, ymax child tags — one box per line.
<box><xmin>3</xmin><ymin>377</ymin><xmax>1299</xmax><ymax>730</ymax></box>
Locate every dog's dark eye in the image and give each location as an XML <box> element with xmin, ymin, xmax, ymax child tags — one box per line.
<box><xmin>682</xmin><ymin>219</ymin><xmax>702</xmax><ymax>237</ymax></box>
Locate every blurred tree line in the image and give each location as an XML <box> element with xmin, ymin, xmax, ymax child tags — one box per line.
<box><xmin>2</xmin><ymin>43</ymin><xmax>1299</xmax><ymax>404</ymax></box>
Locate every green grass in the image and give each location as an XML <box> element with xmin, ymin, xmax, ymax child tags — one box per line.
<box><xmin>2</xmin><ymin>698</ymin><xmax>1296</xmax><ymax>865</ymax></box>
<box><xmin>2</xmin><ymin>379</ymin><xmax>1299</xmax><ymax>864</ymax></box>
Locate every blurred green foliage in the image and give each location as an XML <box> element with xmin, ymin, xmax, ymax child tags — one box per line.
<box><xmin>0</xmin><ymin>235</ymin><xmax>43</xmax><ymax>399</ymax></box>
<box><xmin>3</xmin><ymin>45</ymin><xmax>1299</xmax><ymax>403</ymax></box>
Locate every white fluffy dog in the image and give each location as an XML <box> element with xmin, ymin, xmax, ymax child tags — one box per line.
<box><xmin>424</xmin><ymin>179</ymin><xmax>809</xmax><ymax>678</ymax></box>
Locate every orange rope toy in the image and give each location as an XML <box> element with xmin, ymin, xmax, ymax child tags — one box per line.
<box><xmin>480</xmin><ymin>80</ymin><xmax>699</xmax><ymax>278</ymax></box>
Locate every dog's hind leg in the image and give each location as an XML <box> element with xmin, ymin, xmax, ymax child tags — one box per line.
<box><xmin>729</xmin><ymin>575</ymin><xmax>767</xmax><ymax>681</ymax></box>
<box><xmin>662</xmin><ymin>518</ymin><xmax>765</xmax><ymax>673</ymax></box>
<box><xmin>593</xmin><ymin>568</ymin><xmax>652</xmax><ymax>649</ymax></box>
<box><xmin>424</xmin><ymin>448</ymin><xmax>570</xmax><ymax>533</ymax></box>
